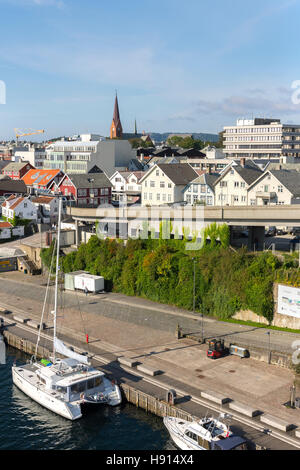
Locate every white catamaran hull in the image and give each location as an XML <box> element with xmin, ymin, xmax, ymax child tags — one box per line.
<box><xmin>12</xmin><ymin>367</ymin><xmax>82</xmax><ymax>421</ymax></box>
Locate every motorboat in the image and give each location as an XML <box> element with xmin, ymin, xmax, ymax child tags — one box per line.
<box><xmin>12</xmin><ymin>198</ymin><xmax>122</xmax><ymax>420</ymax></box>
<box><xmin>163</xmin><ymin>414</ymin><xmax>247</xmax><ymax>450</ymax></box>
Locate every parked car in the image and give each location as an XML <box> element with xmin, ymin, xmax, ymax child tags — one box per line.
<box><xmin>291</xmin><ymin>227</ymin><xmax>300</xmax><ymax>236</ymax></box>
<box><xmin>265</xmin><ymin>226</ymin><xmax>276</xmax><ymax>237</ymax></box>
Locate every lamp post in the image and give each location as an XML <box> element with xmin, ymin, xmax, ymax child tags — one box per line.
<box><xmin>201</xmin><ymin>313</ymin><xmax>204</xmax><ymax>344</ymax></box>
<box><xmin>266</xmin><ymin>331</ymin><xmax>271</xmax><ymax>364</ymax></box>
<box><xmin>192</xmin><ymin>258</ymin><xmax>196</xmax><ymax>314</ymax></box>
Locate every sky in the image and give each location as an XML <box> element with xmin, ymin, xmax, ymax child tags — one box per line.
<box><xmin>1</xmin><ymin>0</ymin><xmax>300</xmax><ymax>141</ymax></box>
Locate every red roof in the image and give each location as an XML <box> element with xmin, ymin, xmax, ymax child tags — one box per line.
<box><xmin>0</xmin><ymin>221</ymin><xmax>12</xmax><ymax>228</ymax></box>
<box><xmin>22</xmin><ymin>169</ymin><xmax>62</xmax><ymax>187</ymax></box>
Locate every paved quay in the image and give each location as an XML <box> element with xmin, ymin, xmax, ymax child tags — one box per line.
<box><xmin>1</xmin><ymin>271</ymin><xmax>300</xmax><ymax>448</ymax></box>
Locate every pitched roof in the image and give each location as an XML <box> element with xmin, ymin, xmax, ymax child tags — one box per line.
<box><xmin>156</xmin><ymin>163</ymin><xmax>198</xmax><ymax>185</ymax></box>
<box><xmin>216</xmin><ymin>160</ymin><xmax>262</xmax><ymax>186</ymax></box>
<box><xmin>22</xmin><ymin>169</ymin><xmax>62</xmax><ymax>186</ymax></box>
<box><xmin>3</xmin><ymin>162</ymin><xmax>33</xmax><ymax>172</ymax></box>
<box><xmin>0</xmin><ymin>179</ymin><xmax>27</xmax><ymax>193</ymax></box>
<box><xmin>269</xmin><ymin>170</ymin><xmax>300</xmax><ymax>197</ymax></box>
<box><xmin>187</xmin><ymin>172</ymin><xmax>219</xmax><ymax>188</ymax></box>
<box><xmin>0</xmin><ymin>221</ymin><xmax>12</xmax><ymax>229</ymax></box>
<box><xmin>65</xmin><ymin>173</ymin><xmax>112</xmax><ymax>189</ymax></box>
<box><xmin>31</xmin><ymin>196</ymin><xmax>56</xmax><ymax>204</ymax></box>
<box><xmin>2</xmin><ymin>195</ymin><xmax>25</xmax><ymax>210</ymax></box>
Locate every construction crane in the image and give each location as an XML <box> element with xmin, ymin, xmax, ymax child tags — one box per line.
<box><xmin>14</xmin><ymin>128</ymin><xmax>45</xmax><ymax>143</ymax></box>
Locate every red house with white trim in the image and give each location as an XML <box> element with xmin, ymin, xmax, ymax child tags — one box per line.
<box><xmin>57</xmin><ymin>173</ymin><xmax>112</xmax><ymax>206</ymax></box>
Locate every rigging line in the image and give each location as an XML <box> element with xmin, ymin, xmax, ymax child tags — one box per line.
<box><xmin>34</xmin><ymin>238</ymin><xmax>57</xmax><ymax>359</ymax></box>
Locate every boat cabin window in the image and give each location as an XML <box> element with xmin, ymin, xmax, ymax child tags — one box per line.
<box><xmin>56</xmin><ymin>386</ymin><xmax>67</xmax><ymax>394</ymax></box>
<box><xmin>87</xmin><ymin>377</ymin><xmax>102</xmax><ymax>389</ymax></box>
<box><xmin>185</xmin><ymin>431</ymin><xmax>198</xmax><ymax>442</ymax></box>
<box><xmin>94</xmin><ymin>376</ymin><xmax>102</xmax><ymax>387</ymax></box>
<box><xmin>71</xmin><ymin>381</ymin><xmax>86</xmax><ymax>393</ymax></box>
<box><xmin>198</xmin><ymin>437</ymin><xmax>211</xmax><ymax>450</ymax></box>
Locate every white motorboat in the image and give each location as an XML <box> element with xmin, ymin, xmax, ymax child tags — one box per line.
<box><xmin>12</xmin><ymin>198</ymin><xmax>122</xmax><ymax>420</ymax></box>
<box><xmin>164</xmin><ymin>414</ymin><xmax>247</xmax><ymax>450</ymax></box>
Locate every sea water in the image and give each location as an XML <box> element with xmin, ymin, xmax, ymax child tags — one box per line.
<box><xmin>0</xmin><ymin>347</ymin><xmax>171</xmax><ymax>450</ymax></box>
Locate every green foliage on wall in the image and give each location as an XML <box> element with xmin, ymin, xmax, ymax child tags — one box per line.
<box><xmin>40</xmin><ymin>223</ymin><xmax>298</xmax><ymax>322</ymax></box>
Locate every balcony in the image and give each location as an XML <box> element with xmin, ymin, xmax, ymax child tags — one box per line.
<box><xmin>255</xmin><ymin>191</ymin><xmax>277</xmax><ymax>199</ymax></box>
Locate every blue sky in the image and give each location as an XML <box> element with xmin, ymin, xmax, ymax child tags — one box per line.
<box><xmin>1</xmin><ymin>0</ymin><xmax>300</xmax><ymax>140</ymax></box>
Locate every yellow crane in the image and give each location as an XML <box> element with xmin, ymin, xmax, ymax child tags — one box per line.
<box><xmin>14</xmin><ymin>128</ymin><xmax>45</xmax><ymax>143</ymax></box>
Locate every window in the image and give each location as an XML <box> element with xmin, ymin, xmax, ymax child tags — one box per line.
<box><xmin>149</xmin><ymin>193</ymin><xmax>152</xmax><ymax>200</ymax></box>
<box><xmin>150</xmin><ymin>181</ymin><xmax>155</xmax><ymax>188</ymax></box>
<box><xmin>241</xmin><ymin>182</ymin><xmax>245</xmax><ymax>188</ymax></box>
<box><xmin>193</xmin><ymin>184</ymin><xmax>198</xmax><ymax>193</ymax></box>
<box><xmin>157</xmin><ymin>194</ymin><xmax>160</xmax><ymax>201</ymax></box>
<box><xmin>168</xmin><ymin>183</ymin><xmax>172</xmax><ymax>188</ymax></box>
<box><xmin>234</xmin><ymin>182</ymin><xmax>239</xmax><ymax>187</ymax></box>
<box><xmin>220</xmin><ymin>181</ymin><xmax>227</xmax><ymax>187</ymax></box>
<box><xmin>144</xmin><ymin>193</ymin><xmax>147</xmax><ymax>200</ymax></box>
<box><xmin>160</xmin><ymin>182</ymin><xmax>165</xmax><ymax>188</ymax></box>
<box><xmin>200</xmin><ymin>185</ymin><xmax>206</xmax><ymax>193</ymax></box>
<box><xmin>168</xmin><ymin>194</ymin><xmax>171</xmax><ymax>201</ymax></box>
<box><xmin>264</xmin><ymin>185</ymin><xmax>269</xmax><ymax>192</ymax></box>
<box><xmin>278</xmin><ymin>185</ymin><xmax>283</xmax><ymax>192</ymax></box>
<box><xmin>162</xmin><ymin>194</ymin><xmax>166</xmax><ymax>201</ymax></box>
<box><xmin>156</xmin><ymin>170</ymin><xmax>159</xmax><ymax>176</ymax></box>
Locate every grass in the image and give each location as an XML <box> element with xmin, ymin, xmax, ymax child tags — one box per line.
<box><xmin>221</xmin><ymin>316</ymin><xmax>300</xmax><ymax>334</ymax></box>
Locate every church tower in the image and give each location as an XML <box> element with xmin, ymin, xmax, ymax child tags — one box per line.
<box><xmin>110</xmin><ymin>92</ymin><xmax>123</xmax><ymax>139</ymax></box>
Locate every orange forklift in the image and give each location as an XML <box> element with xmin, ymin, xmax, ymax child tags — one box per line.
<box><xmin>206</xmin><ymin>338</ymin><xmax>229</xmax><ymax>359</ymax></box>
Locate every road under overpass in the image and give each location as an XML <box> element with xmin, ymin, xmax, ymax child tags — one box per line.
<box><xmin>66</xmin><ymin>205</ymin><xmax>300</xmax><ymax>251</ymax></box>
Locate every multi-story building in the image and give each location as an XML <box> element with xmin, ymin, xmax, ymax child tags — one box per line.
<box><xmin>44</xmin><ymin>137</ymin><xmax>136</xmax><ymax>176</ymax></box>
<box><xmin>22</xmin><ymin>168</ymin><xmax>64</xmax><ymax>193</ymax></box>
<box><xmin>223</xmin><ymin>118</ymin><xmax>300</xmax><ymax>159</ymax></box>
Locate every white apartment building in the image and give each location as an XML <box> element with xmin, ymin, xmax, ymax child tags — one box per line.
<box><xmin>44</xmin><ymin>136</ymin><xmax>136</xmax><ymax>176</ymax></box>
<box><xmin>223</xmin><ymin>118</ymin><xmax>300</xmax><ymax>159</ymax></box>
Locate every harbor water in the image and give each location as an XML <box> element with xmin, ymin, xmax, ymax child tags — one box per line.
<box><xmin>0</xmin><ymin>347</ymin><xmax>171</xmax><ymax>450</ymax></box>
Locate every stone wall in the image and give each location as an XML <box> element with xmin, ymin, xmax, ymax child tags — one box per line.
<box><xmin>233</xmin><ymin>283</ymin><xmax>300</xmax><ymax>330</ymax></box>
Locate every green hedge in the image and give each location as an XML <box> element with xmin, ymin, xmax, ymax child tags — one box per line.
<box><xmin>40</xmin><ymin>224</ymin><xmax>299</xmax><ymax>323</ymax></box>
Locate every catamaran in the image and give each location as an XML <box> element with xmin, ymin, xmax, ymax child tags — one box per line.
<box><xmin>164</xmin><ymin>414</ymin><xmax>247</xmax><ymax>450</ymax></box>
<box><xmin>12</xmin><ymin>198</ymin><xmax>122</xmax><ymax>420</ymax></box>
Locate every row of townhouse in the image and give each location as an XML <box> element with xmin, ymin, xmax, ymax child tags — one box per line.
<box><xmin>140</xmin><ymin>160</ymin><xmax>300</xmax><ymax>206</ymax></box>
<box><xmin>110</xmin><ymin>170</ymin><xmax>144</xmax><ymax>204</ymax></box>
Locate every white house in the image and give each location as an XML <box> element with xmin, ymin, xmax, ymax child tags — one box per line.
<box><xmin>140</xmin><ymin>163</ymin><xmax>198</xmax><ymax>206</ymax></box>
<box><xmin>110</xmin><ymin>170</ymin><xmax>145</xmax><ymax>204</ymax></box>
<box><xmin>247</xmin><ymin>169</ymin><xmax>300</xmax><ymax>205</ymax></box>
<box><xmin>2</xmin><ymin>195</ymin><xmax>38</xmax><ymax>221</ymax></box>
<box><xmin>183</xmin><ymin>171</ymin><xmax>219</xmax><ymax>205</ymax></box>
<box><xmin>0</xmin><ymin>221</ymin><xmax>12</xmax><ymax>239</ymax></box>
<box><xmin>214</xmin><ymin>159</ymin><xmax>263</xmax><ymax>206</ymax></box>
<box><xmin>31</xmin><ymin>195</ymin><xmax>60</xmax><ymax>223</ymax></box>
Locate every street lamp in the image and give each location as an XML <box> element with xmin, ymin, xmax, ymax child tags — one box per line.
<box><xmin>192</xmin><ymin>258</ymin><xmax>196</xmax><ymax>314</ymax></box>
<box><xmin>266</xmin><ymin>331</ymin><xmax>271</xmax><ymax>364</ymax></box>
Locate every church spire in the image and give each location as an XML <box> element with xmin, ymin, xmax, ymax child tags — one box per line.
<box><xmin>110</xmin><ymin>92</ymin><xmax>123</xmax><ymax>139</ymax></box>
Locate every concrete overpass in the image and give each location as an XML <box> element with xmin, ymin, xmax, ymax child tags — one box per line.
<box><xmin>66</xmin><ymin>204</ymin><xmax>300</xmax><ymax>250</ymax></box>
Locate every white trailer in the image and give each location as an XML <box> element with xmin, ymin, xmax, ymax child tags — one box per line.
<box><xmin>74</xmin><ymin>273</ymin><xmax>104</xmax><ymax>293</ymax></box>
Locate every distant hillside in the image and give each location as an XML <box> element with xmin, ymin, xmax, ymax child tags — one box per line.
<box><xmin>149</xmin><ymin>132</ymin><xmax>219</xmax><ymax>143</ymax></box>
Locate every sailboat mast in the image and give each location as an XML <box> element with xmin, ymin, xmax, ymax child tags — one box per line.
<box><xmin>53</xmin><ymin>197</ymin><xmax>62</xmax><ymax>362</ymax></box>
